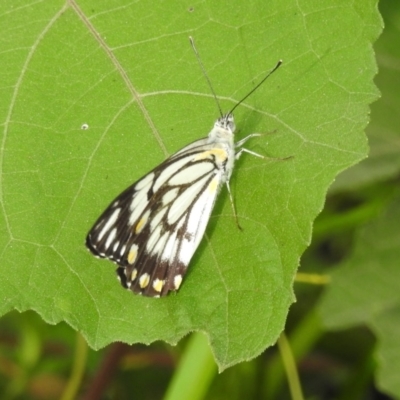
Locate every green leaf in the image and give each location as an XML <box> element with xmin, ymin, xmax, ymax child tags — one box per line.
<box><xmin>332</xmin><ymin>0</ymin><xmax>400</xmax><ymax>192</ymax></box>
<box><xmin>0</xmin><ymin>0</ymin><xmax>380</xmax><ymax>369</ymax></box>
<box><xmin>318</xmin><ymin>197</ymin><xmax>400</xmax><ymax>399</ymax></box>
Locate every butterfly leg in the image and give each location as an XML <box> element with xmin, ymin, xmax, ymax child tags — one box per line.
<box><xmin>225</xmin><ymin>180</ymin><xmax>243</xmax><ymax>231</ymax></box>
<box><xmin>235</xmin><ymin>133</ymin><xmax>262</xmax><ymax>148</ymax></box>
<box><xmin>236</xmin><ymin>147</ymin><xmax>293</xmax><ymax>161</ymax></box>
<box><xmin>235</xmin><ymin>147</ymin><xmax>265</xmax><ymax>160</ymax></box>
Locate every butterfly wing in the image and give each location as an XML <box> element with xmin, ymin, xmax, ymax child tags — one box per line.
<box><xmin>86</xmin><ymin>138</ymin><xmax>229</xmax><ymax>297</ymax></box>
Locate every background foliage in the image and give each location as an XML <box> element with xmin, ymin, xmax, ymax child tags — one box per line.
<box><xmin>1</xmin><ymin>0</ymin><xmax>398</xmax><ymax>399</ymax></box>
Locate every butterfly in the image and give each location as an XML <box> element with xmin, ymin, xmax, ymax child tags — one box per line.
<box><xmin>86</xmin><ymin>38</ymin><xmax>282</xmax><ymax>297</ymax></box>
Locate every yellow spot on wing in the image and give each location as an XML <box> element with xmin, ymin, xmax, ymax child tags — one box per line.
<box><xmin>139</xmin><ymin>273</ymin><xmax>150</xmax><ymax>288</ymax></box>
<box><xmin>130</xmin><ymin>268</ymin><xmax>138</xmax><ymax>281</ymax></box>
<box><xmin>135</xmin><ymin>217</ymin><xmax>147</xmax><ymax>233</ymax></box>
<box><xmin>195</xmin><ymin>148</ymin><xmax>227</xmax><ymax>163</ymax></box>
<box><xmin>174</xmin><ymin>275</ymin><xmax>183</xmax><ymax>289</ymax></box>
<box><xmin>208</xmin><ymin>176</ymin><xmax>219</xmax><ymax>193</ymax></box>
<box><xmin>153</xmin><ymin>278</ymin><xmax>165</xmax><ymax>293</ymax></box>
<box><xmin>127</xmin><ymin>246</ymin><xmax>138</xmax><ymax>264</ymax></box>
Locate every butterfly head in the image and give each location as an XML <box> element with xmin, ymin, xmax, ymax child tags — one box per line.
<box><xmin>214</xmin><ymin>113</ymin><xmax>236</xmax><ymax>134</ymax></box>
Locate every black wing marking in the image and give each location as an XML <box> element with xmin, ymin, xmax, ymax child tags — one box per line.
<box><xmin>86</xmin><ymin>139</ymin><xmax>228</xmax><ymax>297</ymax></box>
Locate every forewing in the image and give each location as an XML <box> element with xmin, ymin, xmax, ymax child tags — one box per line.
<box><xmin>86</xmin><ymin>138</ymin><xmax>226</xmax><ymax>297</ymax></box>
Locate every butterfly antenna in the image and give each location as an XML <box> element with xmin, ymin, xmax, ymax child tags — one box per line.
<box><xmin>189</xmin><ymin>36</ymin><xmax>223</xmax><ymax>118</ymax></box>
<box><xmin>229</xmin><ymin>60</ymin><xmax>282</xmax><ymax>115</ymax></box>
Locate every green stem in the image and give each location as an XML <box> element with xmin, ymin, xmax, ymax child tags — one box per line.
<box><xmin>278</xmin><ymin>333</ymin><xmax>304</xmax><ymax>400</ymax></box>
<box><xmin>265</xmin><ymin>310</ymin><xmax>324</xmax><ymax>398</ymax></box>
<box><xmin>60</xmin><ymin>332</ymin><xmax>88</xmax><ymax>400</ymax></box>
<box><xmin>164</xmin><ymin>332</ymin><xmax>217</xmax><ymax>400</ymax></box>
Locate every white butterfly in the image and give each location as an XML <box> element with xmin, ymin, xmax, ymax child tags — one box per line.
<box><xmin>86</xmin><ymin>38</ymin><xmax>282</xmax><ymax>297</ymax></box>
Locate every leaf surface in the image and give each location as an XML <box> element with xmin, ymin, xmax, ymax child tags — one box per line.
<box><xmin>0</xmin><ymin>0</ymin><xmax>380</xmax><ymax>369</ymax></box>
